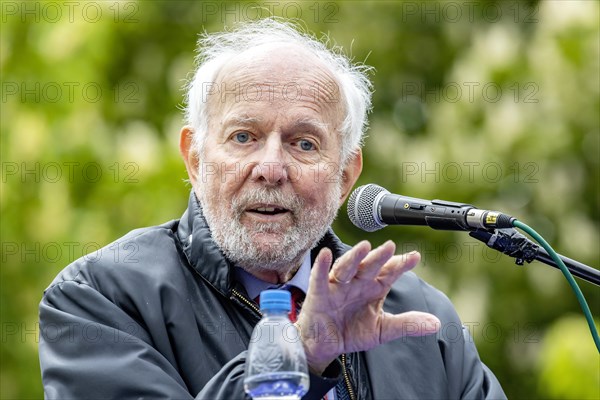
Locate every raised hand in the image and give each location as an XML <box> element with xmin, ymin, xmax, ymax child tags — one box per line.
<box><xmin>296</xmin><ymin>240</ymin><xmax>441</xmax><ymax>374</ymax></box>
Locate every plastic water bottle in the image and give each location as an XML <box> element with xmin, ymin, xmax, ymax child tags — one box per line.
<box><xmin>244</xmin><ymin>289</ymin><xmax>309</xmax><ymax>399</ymax></box>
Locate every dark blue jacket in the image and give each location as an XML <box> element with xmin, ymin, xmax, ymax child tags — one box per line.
<box><xmin>39</xmin><ymin>192</ymin><xmax>506</xmax><ymax>399</ymax></box>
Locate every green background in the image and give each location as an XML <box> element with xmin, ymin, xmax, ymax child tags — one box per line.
<box><xmin>1</xmin><ymin>1</ymin><xmax>598</xmax><ymax>398</ymax></box>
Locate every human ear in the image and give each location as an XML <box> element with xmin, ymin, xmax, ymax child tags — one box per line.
<box><xmin>179</xmin><ymin>126</ymin><xmax>200</xmax><ymax>187</ymax></box>
<box><xmin>339</xmin><ymin>150</ymin><xmax>363</xmax><ymax>204</ymax></box>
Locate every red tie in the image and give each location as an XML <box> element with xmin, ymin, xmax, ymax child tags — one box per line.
<box><xmin>254</xmin><ymin>287</ymin><xmax>304</xmax><ymax>322</ymax></box>
<box><xmin>288</xmin><ymin>286</ymin><xmax>304</xmax><ymax>322</ymax></box>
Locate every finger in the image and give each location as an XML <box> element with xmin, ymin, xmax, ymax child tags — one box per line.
<box><xmin>309</xmin><ymin>247</ymin><xmax>333</xmax><ymax>294</ymax></box>
<box><xmin>329</xmin><ymin>240</ymin><xmax>371</xmax><ymax>284</ymax></box>
<box><xmin>376</xmin><ymin>251</ymin><xmax>421</xmax><ymax>287</ymax></box>
<box><xmin>355</xmin><ymin>240</ymin><xmax>396</xmax><ymax>281</ymax></box>
<box><xmin>380</xmin><ymin>311</ymin><xmax>440</xmax><ymax>344</ymax></box>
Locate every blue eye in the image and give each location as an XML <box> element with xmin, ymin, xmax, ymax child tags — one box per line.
<box><xmin>234</xmin><ymin>132</ymin><xmax>250</xmax><ymax>143</ymax></box>
<box><xmin>299</xmin><ymin>139</ymin><xmax>314</xmax><ymax>151</ymax></box>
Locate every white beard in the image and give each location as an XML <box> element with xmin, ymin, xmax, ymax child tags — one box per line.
<box><xmin>198</xmin><ymin>181</ymin><xmax>341</xmax><ymax>275</ymax></box>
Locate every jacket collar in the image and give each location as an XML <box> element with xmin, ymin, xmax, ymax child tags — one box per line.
<box><xmin>177</xmin><ymin>190</ymin><xmax>351</xmax><ymax>296</ymax></box>
<box><xmin>177</xmin><ymin>191</ymin><xmax>234</xmax><ymax>296</ymax></box>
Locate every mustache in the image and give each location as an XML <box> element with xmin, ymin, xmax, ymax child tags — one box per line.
<box><xmin>232</xmin><ymin>187</ymin><xmax>304</xmax><ymax>215</ymax></box>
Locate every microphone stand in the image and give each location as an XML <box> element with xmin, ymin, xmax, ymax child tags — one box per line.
<box><xmin>469</xmin><ymin>228</ymin><xmax>600</xmax><ymax>286</ymax></box>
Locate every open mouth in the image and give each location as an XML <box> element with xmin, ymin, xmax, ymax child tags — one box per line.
<box><xmin>246</xmin><ymin>205</ymin><xmax>290</xmax><ymax>216</ymax></box>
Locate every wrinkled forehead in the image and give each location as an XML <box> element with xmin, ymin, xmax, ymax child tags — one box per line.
<box><xmin>206</xmin><ymin>43</ymin><xmax>345</xmax><ymax>128</ymax></box>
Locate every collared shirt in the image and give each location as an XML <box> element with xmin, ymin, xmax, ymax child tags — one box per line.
<box><xmin>233</xmin><ymin>251</ymin><xmax>311</xmax><ymax>301</ymax></box>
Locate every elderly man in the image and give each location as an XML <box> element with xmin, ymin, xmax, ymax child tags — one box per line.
<box><xmin>39</xmin><ymin>19</ymin><xmax>506</xmax><ymax>399</ymax></box>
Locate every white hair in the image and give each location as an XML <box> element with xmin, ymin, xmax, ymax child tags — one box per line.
<box><xmin>183</xmin><ymin>18</ymin><xmax>373</xmax><ymax>164</ymax></box>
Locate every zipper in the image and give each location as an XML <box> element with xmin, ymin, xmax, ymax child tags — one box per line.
<box><xmin>232</xmin><ymin>288</ymin><xmax>262</xmax><ymax>316</ymax></box>
<box><xmin>341</xmin><ymin>353</ymin><xmax>356</xmax><ymax>400</ymax></box>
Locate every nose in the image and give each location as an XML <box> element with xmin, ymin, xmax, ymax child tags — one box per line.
<box><xmin>250</xmin><ymin>135</ymin><xmax>288</xmax><ymax>186</ymax></box>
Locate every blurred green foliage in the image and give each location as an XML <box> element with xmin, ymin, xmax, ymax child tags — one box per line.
<box><xmin>1</xmin><ymin>1</ymin><xmax>598</xmax><ymax>399</ymax></box>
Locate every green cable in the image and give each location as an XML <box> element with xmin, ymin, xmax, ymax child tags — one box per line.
<box><xmin>512</xmin><ymin>219</ymin><xmax>600</xmax><ymax>353</ymax></box>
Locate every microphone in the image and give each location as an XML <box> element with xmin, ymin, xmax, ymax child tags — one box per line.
<box><xmin>347</xmin><ymin>184</ymin><xmax>515</xmax><ymax>232</ymax></box>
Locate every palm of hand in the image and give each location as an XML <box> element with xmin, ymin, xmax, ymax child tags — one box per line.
<box><xmin>296</xmin><ymin>241</ymin><xmax>440</xmax><ymax>374</ymax></box>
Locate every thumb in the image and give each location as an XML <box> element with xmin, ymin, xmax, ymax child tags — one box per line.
<box><xmin>380</xmin><ymin>311</ymin><xmax>440</xmax><ymax>343</ymax></box>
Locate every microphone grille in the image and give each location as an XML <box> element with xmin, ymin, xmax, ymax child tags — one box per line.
<box><xmin>347</xmin><ymin>184</ymin><xmax>388</xmax><ymax>232</ymax></box>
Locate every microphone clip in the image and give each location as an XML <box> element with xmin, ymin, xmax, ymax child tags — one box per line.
<box><xmin>469</xmin><ymin>228</ymin><xmax>539</xmax><ymax>266</ymax></box>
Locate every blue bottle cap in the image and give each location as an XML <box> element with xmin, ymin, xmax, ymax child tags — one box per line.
<box><xmin>259</xmin><ymin>289</ymin><xmax>291</xmax><ymax>312</ymax></box>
